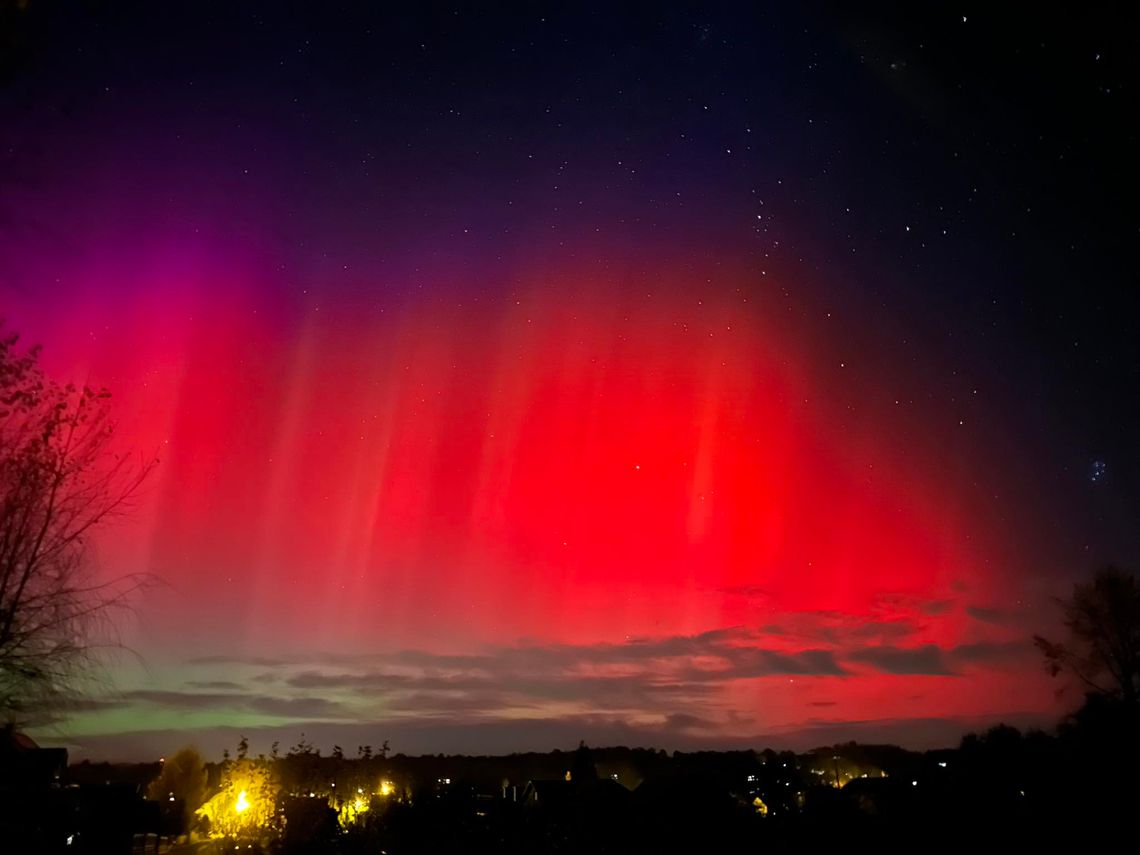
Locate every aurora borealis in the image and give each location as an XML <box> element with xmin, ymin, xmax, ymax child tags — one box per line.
<box><xmin>4</xmin><ymin>3</ymin><xmax>1138</xmax><ymax>759</ymax></box>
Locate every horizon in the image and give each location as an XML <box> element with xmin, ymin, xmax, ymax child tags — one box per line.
<box><xmin>45</xmin><ymin>709</ymin><xmax>1058</xmax><ymax>766</ymax></box>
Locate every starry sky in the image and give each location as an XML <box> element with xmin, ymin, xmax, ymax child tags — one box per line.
<box><xmin>3</xmin><ymin>2</ymin><xmax>1139</xmax><ymax>760</ymax></box>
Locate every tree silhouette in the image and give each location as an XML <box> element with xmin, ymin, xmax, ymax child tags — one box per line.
<box><xmin>0</xmin><ymin>327</ymin><xmax>155</xmax><ymax>721</ymax></box>
<box><xmin>148</xmin><ymin>746</ymin><xmax>208</xmax><ymax>828</ymax></box>
<box><xmin>1034</xmin><ymin>566</ymin><xmax>1140</xmax><ymax>708</ymax></box>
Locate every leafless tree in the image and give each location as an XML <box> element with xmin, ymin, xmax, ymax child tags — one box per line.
<box><xmin>0</xmin><ymin>326</ymin><xmax>155</xmax><ymax>722</ymax></box>
<box><xmin>1034</xmin><ymin>566</ymin><xmax>1140</xmax><ymax>709</ymax></box>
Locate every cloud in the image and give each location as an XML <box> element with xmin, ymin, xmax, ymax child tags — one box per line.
<box><xmin>182</xmin><ymin>618</ymin><xmax>993</xmax><ymax>687</ymax></box>
<box><xmin>70</xmin><ymin>697</ymin><xmax>128</xmax><ymax>712</ymax></box>
<box><xmin>760</xmin><ymin>611</ymin><xmax>923</xmax><ymax>647</ymax></box>
<box><xmin>167</xmin><ymin>626</ymin><xmax>1010</xmax><ymax>731</ymax></box>
<box><xmin>246</xmin><ymin>696</ymin><xmax>350</xmax><ymax>719</ymax></box>
<box><xmin>950</xmin><ymin>641</ymin><xmax>1032</xmax><ymax>666</ymax></box>
<box><xmin>920</xmin><ymin>599</ymin><xmax>956</xmax><ymax>616</ymax></box>
<box><xmin>966</xmin><ymin>605</ymin><xmax>1024</xmax><ymax>626</ymax></box>
<box><xmin>278</xmin><ymin>631</ymin><xmax>848</xmax><ymax>711</ymax></box>
<box><xmin>844</xmin><ymin>641</ymin><xmax>1030</xmax><ymax>676</ymax></box>
<box><xmin>285</xmin><ymin>665</ymin><xmax>721</xmax><ymax>717</ymax></box>
<box><xmin>187</xmin><ymin>655</ymin><xmax>297</xmax><ymax>667</ymax></box>
<box><xmin>124</xmin><ymin>690</ymin><xmax>245</xmax><ymax>709</ymax></box>
<box><xmin>381</xmin><ymin>691</ymin><xmax>524</xmax><ymax>715</ymax></box>
<box><xmin>186</xmin><ymin>680</ymin><xmax>246</xmax><ymax>691</ymax></box>
<box><xmin>144</xmin><ymin>629</ymin><xmax>856</xmax><ymax>731</ymax></box>
<box><xmin>662</xmin><ymin>712</ymin><xmax>714</xmax><ymax>731</ymax></box>
<box><xmin>110</xmin><ymin>689</ymin><xmax>351</xmax><ymax>720</ymax></box>
<box><xmin>56</xmin><ymin>621</ymin><xmax>1039</xmax><ymax>758</ymax></box>
<box><xmin>287</xmin><ymin>671</ymin><xmax>420</xmax><ymax>691</ymax></box>
<box><xmin>848</xmin><ymin>644</ymin><xmax>953</xmax><ymax>675</ymax></box>
<box><xmin>712</xmin><ymin>647</ymin><xmax>848</xmax><ymax>678</ymax></box>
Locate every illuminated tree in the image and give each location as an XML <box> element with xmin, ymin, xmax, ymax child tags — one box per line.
<box><xmin>197</xmin><ymin>754</ymin><xmax>278</xmax><ymax>839</ymax></box>
<box><xmin>0</xmin><ymin>328</ymin><xmax>154</xmax><ymax>721</ymax></box>
<box><xmin>1035</xmin><ymin>566</ymin><xmax>1140</xmax><ymax>708</ymax></box>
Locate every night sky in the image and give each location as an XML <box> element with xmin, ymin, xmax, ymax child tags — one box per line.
<box><xmin>3</xmin><ymin>2</ymin><xmax>1139</xmax><ymax>760</ymax></box>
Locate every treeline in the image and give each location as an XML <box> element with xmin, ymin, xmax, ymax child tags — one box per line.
<box><xmin>52</xmin><ymin>697</ymin><xmax>1140</xmax><ymax>851</ymax></box>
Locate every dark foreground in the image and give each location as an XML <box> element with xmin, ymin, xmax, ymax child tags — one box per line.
<box><xmin>4</xmin><ymin>713</ymin><xmax>1138</xmax><ymax>853</ymax></box>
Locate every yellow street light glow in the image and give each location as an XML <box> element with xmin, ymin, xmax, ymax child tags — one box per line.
<box><xmin>235</xmin><ymin>790</ymin><xmax>250</xmax><ymax>813</ymax></box>
<box><xmin>378</xmin><ymin>780</ymin><xmax>395</xmax><ymax>797</ymax></box>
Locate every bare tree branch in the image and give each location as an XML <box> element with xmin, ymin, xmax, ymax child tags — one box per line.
<box><xmin>0</xmin><ymin>324</ymin><xmax>157</xmax><ymax>723</ymax></box>
<box><xmin>1036</xmin><ymin>567</ymin><xmax>1140</xmax><ymax>710</ymax></box>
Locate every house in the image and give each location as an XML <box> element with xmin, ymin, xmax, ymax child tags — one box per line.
<box><xmin>0</xmin><ymin>726</ymin><xmax>68</xmax><ymax>790</ymax></box>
